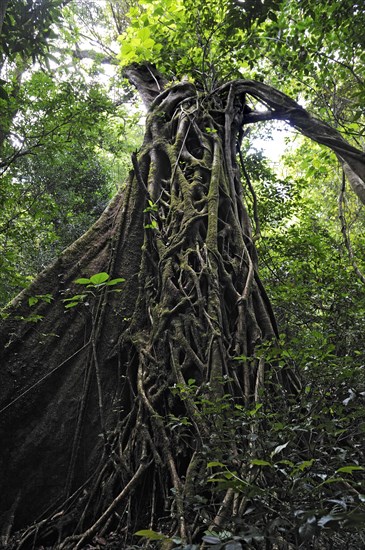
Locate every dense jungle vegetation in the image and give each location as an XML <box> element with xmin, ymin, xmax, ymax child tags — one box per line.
<box><xmin>0</xmin><ymin>1</ymin><xmax>364</xmax><ymax>549</ymax></box>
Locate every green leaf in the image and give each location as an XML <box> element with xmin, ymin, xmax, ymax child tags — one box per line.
<box><xmin>75</xmin><ymin>278</ymin><xmax>91</xmax><ymax>285</ymax></box>
<box><xmin>105</xmin><ymin>277</ymin><xmax>125</xmax><ymax>286</ymax></box>
<box><xmin>277</xmin><ymin>459</ymin><xmax>294</xmax><ymax>467</ymax></box>
<box><xmin>63</xmin><ymin>295</ymin><xmax>87</xmax><ymax>302</ymax></box>
<box><xmin>142</xmin><ymin>38</ymin><xmax>155</xmax><ymax>50</ymax></box>
<box><xmin>144</xmin><ymin>219</ymin><xmax>158</xmax><ymax>230</ymax></box>
<box><xmin>251</xmin><ymin>459</ymin><xmax>272</xmax><ymax>467</ymax></box>
<box><xmin>138</xmin><ymin>26</ymin><xmax>151</xmax><ymax>41</ymax></box>
<box><xmin>297</xmin><ymin>459</ymin><xmax>315</xmax><ymax>471</ymax></box>
<box><xmin>143</xmin><ymin>199</ymin><xmax>158</xmax><ymax>212</ymax></box>
<box><xmin>336</xmin><ymin>466</ymin><xmax>364</xmax><ymax>474</ymax></box>
<box><xmin>37</xmin><ymin>294</ymin><xmax>53</xmax><ymax>304</ymax></box>
<box><xmin>207</xmin><ymin>461</ymin><xmax>225</xmax><ymax>468</ymax></box>
<box><xmin>248</xmin><ymin>403</ymin><xmax>263</xmax><ymax>416</ymax></box>
<box><xmin>22</xmin><ymin>314</ymin><xmax>44</xmax><ymax>323</ymax></box>
<box><xmin>134</xmin><ymin>529</ymin><xmax>167</xmax><ymax>540</ymax></box>
<box><xmin>64</xmin><ymin>302</ymin><xmax>80</xmax><ymax>309</ymax></box>
<box><xmin>28</xmin><ymin>296</ymin><xmax>39</xmax><ymax>306</ymax></box>
<box><xmin>153</xmin><ymin>6</ymin><xmax>164</xmax><ymax>16</ymax></box>
<box><xmin>90</xmin><ymin>272</ymin><xmax>110</xmax><ymax>285</ymax></box>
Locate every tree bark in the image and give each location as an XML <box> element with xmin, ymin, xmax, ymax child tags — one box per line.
<box><xmin>1</xmin><ymin>71</ymin><xmax>364</xmax><ymax>548</ymax></box>
<box><xmin>0</xmin><ymin>0</ymin><xmax>9</xmax><ymax>36</ymax></box>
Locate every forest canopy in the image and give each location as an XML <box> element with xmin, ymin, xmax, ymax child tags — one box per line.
<box><xmin>0</xmin><ymin>1</ymin><xmax>365</xmax><ymax>549</ymax></box>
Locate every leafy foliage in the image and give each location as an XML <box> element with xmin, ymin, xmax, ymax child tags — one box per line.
<box><xmin>62</xmin><ymin>272</ymin><xmax>125</xmax><ymax>309</ymax></box>
<box><xmin>133</xmin><ymin>359</ymin><xmax>365</xmax><ymax>548</ymax></box>
<box><xmin>0</xmin><ymin>1</ymin><xmax>144</xmax><ymax>305</ymax></box>
<box><xmin>0</xmin><ymin>0</ymin><xmax>67</xmax><ymax>66</ymax></box>
<box><xmin>0</xmin><ymin>73</ymin><xmax>115</xmax><ymax>304</ymax></box>
<box><xmin>119</xmin><ymin>0</ymin><xmax>365</xmax><ymax>136</ymax></box>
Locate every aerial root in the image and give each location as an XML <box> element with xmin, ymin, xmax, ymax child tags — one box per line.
<box><xmin>59</xmin><ymin>461</ymin><xmax>150</xmax><ymax>550</ymax></box>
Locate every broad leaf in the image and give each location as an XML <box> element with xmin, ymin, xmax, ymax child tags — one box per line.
<box><xmin>336</xmin><ymin>466</ymin><xmax>364</xmax><ymax>474</ymax></box>
<box><xmin>135</xmin><ymin>529</ymin><xmax>167</xmax><ymax>540</ymax></box>
<box><xmin>75</xmin><ymin>278</ymin><xmax>91</xmax><ymax>285</ymax></box>
<box><xmin>251</xmin><ymin>459</ymin><xmax>272</xmax><ymax>467</ymax></box>
<box><xmin>105</xmin><ymin>278</ymin><xmax>125</xmax><ymax>286</ymax></box>
<box><xmin>90</xmin><ymin>272</ymin><xmax>110</xmax><ymax>285</ymax></box>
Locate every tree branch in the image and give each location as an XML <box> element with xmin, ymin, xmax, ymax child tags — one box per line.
<box><xmin>123</xmin><ymin>63</ymin><xmax>168</xmax><ymax>107</ymax></box>
<box><xmin>218</xmin><ymin>80</ymin><xmax>365</xmax><ymax>205</ymax></box>
<box><xmin>72</xmin><ymin>48</ymin><xmax>116</xmax><ymax>65</ymax></box>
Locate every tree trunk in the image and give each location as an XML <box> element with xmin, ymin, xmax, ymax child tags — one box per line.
<box><xmin>1</xmin><ymin>69</ymin><xmax>364</xmax><ymax>548</ymax></box>
<box><xmin>0</xmin><ymin>0</ymin><xmax>9</xmax><ymax>36</ymax></box>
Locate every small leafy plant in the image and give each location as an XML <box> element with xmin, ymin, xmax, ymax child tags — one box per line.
<box><xmin>63</xmin><ymin>272</ymin><xmax>125</xmax><ymax>309</ymax></box>
<box><xmin>143</xmin><ymin>199</ymin><xmax>158</xmax><ymax>213</ymax></box>
<box><xmin>144</xmin><ymin>199</ymin><xmax>159</xmax><ymax>230</ymax></box>
<box><xmin>28</xmin><ymin>293</ymin><xmax>54</xmax><ymax>307</ymax></box>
